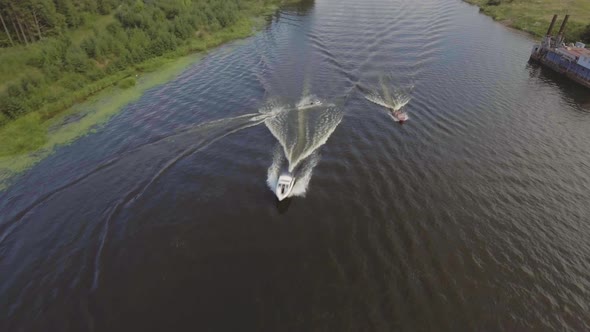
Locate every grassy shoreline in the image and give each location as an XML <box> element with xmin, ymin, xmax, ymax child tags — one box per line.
<box><xmin>0</xmin><ymin>54</ymin><xmax>203</xmax><ymax>190</ymax></box>
<box><xmin>0</xmin><ymin>1</ymin><xmax>291</xmax><ymax>155</ymax></box>
<box><xmin>464</xmin><ymin>0</ymin><xmax>590</xmax><ymax>42</ymax></box>
<box><xmin>0</xmin><ymin>2</ymin><xmax>290</xmax><ymax>189</ymax></box>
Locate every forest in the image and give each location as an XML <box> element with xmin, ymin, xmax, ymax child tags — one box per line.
<box><xmin>0</xmin><ymin>0</ymin><xmax>282</xmax><ymax>126</ymax></box>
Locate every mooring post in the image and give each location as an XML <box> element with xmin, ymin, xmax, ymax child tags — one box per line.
<box><xmin>556</xmin><ymin>15</ymin><xmax>570</xmax><ymax>45</ymax></box>
<box><xmin>546</xmin><ymin>14</ymin><xmax>558</xmax><ymax>36</ymax></box>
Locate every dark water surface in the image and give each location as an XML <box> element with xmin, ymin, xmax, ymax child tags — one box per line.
<box><xmin>2</xmin><ymin>0</ymin><xmax>590</xmax><ymax>330</ymax></box>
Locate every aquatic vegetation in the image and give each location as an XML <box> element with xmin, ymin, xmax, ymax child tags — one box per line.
<box><xmin>0</xmin><ymin>54</ymin><xmax>201</xmax><ymax>189</ymax></box>
<box><xmin>0</xmin><ymin>0</ymin><xmax>292</xmax><ymax>154</ymax></box>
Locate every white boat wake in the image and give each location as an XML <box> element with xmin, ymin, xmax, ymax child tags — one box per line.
<box><xmin>364</xmin><ymin>90</ymin><xmax>410</xmax><ymax>111</ymax></box>
<box><xmin>264</xmin><ymin>95</ymin><xmax>342</xmax><ymax>199</ymax></box>
<box><xmin>267</xmin><ymin>145</ymin><xmax>320</xmax><ymax>198</ymax></box>
<box><xmin>362</xmin><ymin>78</ymin><xmax>413</xmax><ymax>121</ymax></box>
<box><xmin>264</xmin><ymin>96</ymin><xmax>342</xmax><ymax>172</ymax></box>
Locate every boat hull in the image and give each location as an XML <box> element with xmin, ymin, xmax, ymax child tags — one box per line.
<box><xmin>275</xmin><ymin>174</ymin><xmax>295</xmax><ymax>201</ymax></box>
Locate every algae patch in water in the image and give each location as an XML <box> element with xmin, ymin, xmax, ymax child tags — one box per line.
<box><xmin>0</xmin><ymin>54</ymin><xmax>202</xmax><ymax>190</ymax></box>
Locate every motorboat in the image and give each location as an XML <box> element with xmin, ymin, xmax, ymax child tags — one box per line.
<box><xmin>392</xmin><ymin>110</ymin><xmax>409</xmax><ymax>123</ymax></box>
<box><xmin>275</xmin><ymin>173</ymin><xmax>295</xmax><ymax>201</ymax></box>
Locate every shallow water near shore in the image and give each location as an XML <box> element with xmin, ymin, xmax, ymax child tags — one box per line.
<box><xmin>2</xmin><ymin>0</ymin><xmax>590</xmax><ymax>331</ymax></box>
<box><xmin>0</xmin><ymin>54</ymin><xmax>204</xmax><ymax>190</ymax></box>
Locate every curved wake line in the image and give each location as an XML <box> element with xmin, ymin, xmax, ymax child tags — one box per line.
<box><xmin>91</xmin><ymin>115</ymin><xmax>267</xmax><ymax>290</ymax></box>
<box><xmin>0</xmin><ymin>111</ymin><xmax>275</xmax><ymax>242</ymax></box>
<box><xmin>124</xmin><ymin>112</ymin><xmax>271</xmax><ymax>208</ymax></box>
<box><xmin>264</xmin><ymin>95</ymin><xmax>343</xmax><ymax>199</ymax></box>
<box><xmin>361</xmin><ymin>79</ymin><xmax>413</xmax><ymax>112</ymax></box>
<box><xmin>264</xmin><ymin>97</ymin><xmax>343</xmax><ymax>172</ymax></box>
<box><xmin>364</xmin><ymin>92</ymin><xmax>410</xmax><ymax>111</ymax></box>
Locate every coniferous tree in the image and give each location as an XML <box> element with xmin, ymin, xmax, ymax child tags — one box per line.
<box><xmin>0</xmin><ymin>7</ymin><xmax>15</xmax><ymax>46</ymax></box>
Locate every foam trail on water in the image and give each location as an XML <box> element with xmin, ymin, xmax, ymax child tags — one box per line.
<box><xmin>259</xmin><ymin>98</ymin><xmax>288</xmax><ymax>116</ymax></box>
<box><xmin>296</xmin><ymin>95</ymin><xmax>323</xmax><ymax>109</ymax></box>
<box><xmin>362</xmin><ymin>74</ymin><xmax>414</xmax><ymax>114</ymax></box>
<box><xmin>290</xmin><ymin>153</ymin><xmax>319</xmax><ymax>197</ymax></box>
<box><xmin>364</xmin><ymin>86</ymin><xmax>412</xmax><ymax>111</ymax></box>
<box><xmin>266</xmin><ymin>145</ymin><xmax>319</xmax><ymax>198</ymax></box>
<box><xmin>265</xmin><ymin>95</ymin><xmax>342</xmax><ymax>199</ymax></box>
<box><xmin>265</xmin><ymin>96</ymin><xmax>342</xmax><ymax>172</ymax></box>
<box><xmin>266</xmin><ymin>145</ymin><xmax>285</xmax><ymax>191</ymax></box>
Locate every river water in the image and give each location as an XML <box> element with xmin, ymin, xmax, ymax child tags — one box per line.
<box><xmin>2</xmin><ymin>0</ymin><xmax>590</xmax><ymax>330</ymax></box>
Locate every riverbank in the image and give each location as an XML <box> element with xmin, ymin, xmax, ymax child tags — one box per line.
<box><xmin>464</xmin><ymin>0</ymin><xmax>590</xmax><ymax>42</ymax></box>
<box><xmin>0</xmin><ymin>1</ymin><xmax>296</xmax><ymax>158</ymax></box>
<box><xmin>0</xmin><ymin>54</ymin><xmax>205</xmax><ymax>190</ymax></box>
<box><xmin>0</xmin><ymin>1</ymin><xmax>298</xmax><ymax>189</ymax></box>
<box><xmin>0</xmin><ymin>18</ymin><xmax>261</xmax><ymax>155</ymax></box>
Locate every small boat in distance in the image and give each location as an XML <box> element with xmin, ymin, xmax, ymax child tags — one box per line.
<box><xmin>275</xmin><ymin>173</ymin><xmax>295</xmax><ymax>201</ymax></box>
<box><xmin>360</xmin><ymin>84</ymin><xmax>411</xmax><ymax>123</ymax></box>
<box><xmin>391</xmin><ymin>109</ymin><xmax>409</xmax><ymax>123</ymax></box>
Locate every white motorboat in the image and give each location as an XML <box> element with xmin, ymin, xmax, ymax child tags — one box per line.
<box><xmin>275</xmin><ymin>173</ymin><xmax>295</xmax><ymax>201</ymax></box>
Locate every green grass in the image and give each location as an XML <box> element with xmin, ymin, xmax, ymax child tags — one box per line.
<box><xmin>117</xmin><ymin>77</ymin><xmax>137</xmax><ymax>89</ymax></box>
<box><xmin>0</xmin><ymin>113</ymin><xmax>46</xmax><ymax>157</ymax></box>
<box><xmin>465</xmin><ymin>0</ymin><xmax>590</xmax><ymax>41</ymax></box>
<box><xmin>0</xmin><ymin>113</ymin><xmax>8</xmax><ymax>126</ymax></box>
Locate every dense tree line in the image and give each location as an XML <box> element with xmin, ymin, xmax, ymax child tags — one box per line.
<box><xmin>0</xmin><ymin>0</ymin><xmax>275</xmax><ymax>120</ymax></box>
<box><xmin>0</xmin><ymin>0</ymin><xmax>118</xmax><ymax>46</ymax></box>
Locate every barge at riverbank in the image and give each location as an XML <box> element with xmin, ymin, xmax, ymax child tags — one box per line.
<box><xmin>530</xmin><ymin>15</ymin><xmax>590</xmax><ymax>89</ymax></box>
